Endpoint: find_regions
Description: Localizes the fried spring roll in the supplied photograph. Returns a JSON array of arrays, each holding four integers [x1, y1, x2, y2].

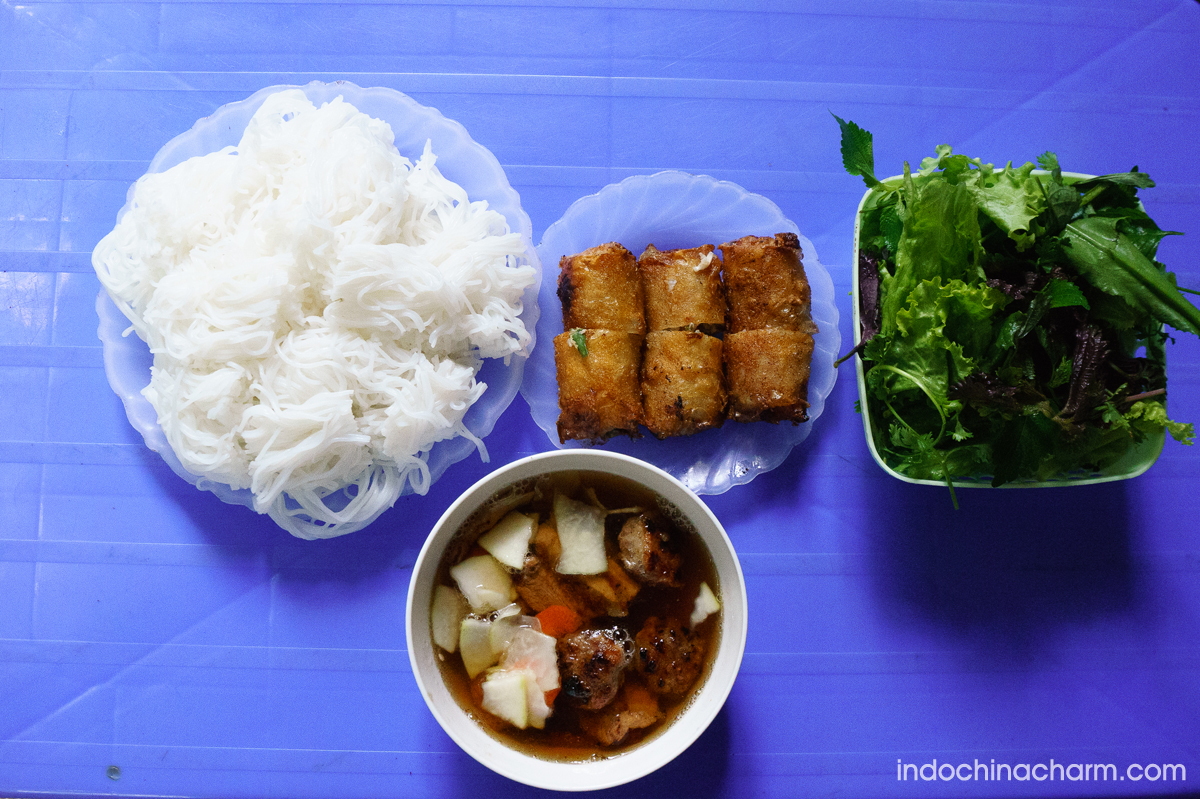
[[554, 330, 644, 443], [640, 331, 726, 439], [720, 232, 817, 334], [558, 242, 645, 334], [724, 329, 814, 424], [637, 244, 725, 334]]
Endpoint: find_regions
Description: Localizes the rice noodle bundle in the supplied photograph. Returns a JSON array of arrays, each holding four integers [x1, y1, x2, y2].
[[92, 89, 535, 538]]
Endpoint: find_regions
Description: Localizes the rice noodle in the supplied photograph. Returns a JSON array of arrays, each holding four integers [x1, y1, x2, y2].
[[92, 89, 535, 538]]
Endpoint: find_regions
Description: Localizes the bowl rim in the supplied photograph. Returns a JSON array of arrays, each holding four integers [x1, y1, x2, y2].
[[404, 449, 748, 790], [850, 169, 1165, 488]]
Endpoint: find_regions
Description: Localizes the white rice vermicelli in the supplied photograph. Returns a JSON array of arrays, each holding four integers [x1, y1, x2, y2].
[[92, 89, 535, 538]]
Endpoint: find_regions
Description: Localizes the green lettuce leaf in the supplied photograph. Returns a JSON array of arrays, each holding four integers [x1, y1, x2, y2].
[[881, 174, 985, 333], [1127, 401, 1194, 444], [963, 161, 1046, 251], [870, 278, 1007, 407]]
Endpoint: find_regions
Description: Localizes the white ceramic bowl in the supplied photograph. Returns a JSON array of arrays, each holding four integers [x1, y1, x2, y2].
[[520, 171, 840, 495], [94, 81, 541, 538], [405, 449, 748, 791]]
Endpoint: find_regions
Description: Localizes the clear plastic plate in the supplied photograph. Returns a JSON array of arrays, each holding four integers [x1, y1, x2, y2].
[[520, 171, 840, 495], [95, 80, 541, 537]]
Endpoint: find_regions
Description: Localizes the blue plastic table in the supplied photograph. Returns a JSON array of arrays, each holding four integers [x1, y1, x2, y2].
[[3, 2, 1199, 797]]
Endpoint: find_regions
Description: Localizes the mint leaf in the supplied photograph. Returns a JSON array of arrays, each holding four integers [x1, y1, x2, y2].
[[1015, 279, 1089, 340], [1040, 181, 1080, 234], [1042, 278, 1089, 310], [1048, 354, 1072, 387], [879, 205, 903, 254], [990, 413, 1059, 487], [831, 113, 881, 189]]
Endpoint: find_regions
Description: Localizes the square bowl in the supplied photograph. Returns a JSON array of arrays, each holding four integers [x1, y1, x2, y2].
[[850, 172, 1166, 489]]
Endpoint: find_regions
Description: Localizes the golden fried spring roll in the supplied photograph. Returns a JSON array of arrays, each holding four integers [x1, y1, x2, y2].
[[637, 244, 725, 334], [724, 329, 814, 424], [558, 242, 645, 334], [554, 330, 644, 443], [640, 331, 726, 439], [719, 232, 817, 334]]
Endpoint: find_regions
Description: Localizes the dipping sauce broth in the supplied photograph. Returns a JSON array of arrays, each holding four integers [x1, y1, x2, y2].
[[431, 470, 722, 761]]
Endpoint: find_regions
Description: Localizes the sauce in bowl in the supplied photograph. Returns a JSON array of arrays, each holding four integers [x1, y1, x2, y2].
[[431, 470, 722, 760]]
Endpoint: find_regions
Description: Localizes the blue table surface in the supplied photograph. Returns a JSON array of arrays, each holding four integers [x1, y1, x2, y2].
[[3, 2, 1200, 797]]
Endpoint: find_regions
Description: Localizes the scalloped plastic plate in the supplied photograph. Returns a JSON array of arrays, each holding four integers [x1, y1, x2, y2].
[[95, 81, 541, 535], [520, 171, 839, 495]]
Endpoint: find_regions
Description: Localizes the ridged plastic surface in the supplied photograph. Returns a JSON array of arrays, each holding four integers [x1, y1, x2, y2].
[[3, 3, 1200, 799]]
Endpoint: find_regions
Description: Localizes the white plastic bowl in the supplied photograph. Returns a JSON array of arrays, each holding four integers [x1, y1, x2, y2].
[[405, 450, 748, 791]]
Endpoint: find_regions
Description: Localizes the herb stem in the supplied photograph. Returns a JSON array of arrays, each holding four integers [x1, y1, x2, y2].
[[1035, 177, 1059, 229], [834, 341, 864, 368], [943, 473, 960, 511], [1078, 184, 1106, 208], [1123, 388, 1166, 405]]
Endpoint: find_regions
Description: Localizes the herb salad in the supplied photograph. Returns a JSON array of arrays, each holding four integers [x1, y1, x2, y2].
[[834, 116, 1198, 490]]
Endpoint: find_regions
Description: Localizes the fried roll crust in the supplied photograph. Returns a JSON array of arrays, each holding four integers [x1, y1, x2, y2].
[[637, 244, 725, 334], [724, 329, 814, 423], [558, 242, 645, 334], [719, 232, 817, 334], [640, 331, 726, 438], [554, 330, 645, 443]]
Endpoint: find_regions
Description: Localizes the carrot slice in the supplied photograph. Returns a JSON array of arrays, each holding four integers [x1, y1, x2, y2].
[[535, 604, 582, 638]]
